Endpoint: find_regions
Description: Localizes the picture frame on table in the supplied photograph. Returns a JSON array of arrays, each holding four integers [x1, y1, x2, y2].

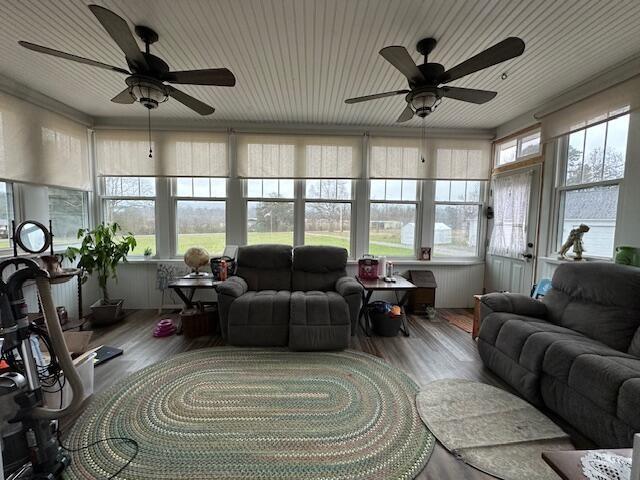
[[419, 247, 431, 261]]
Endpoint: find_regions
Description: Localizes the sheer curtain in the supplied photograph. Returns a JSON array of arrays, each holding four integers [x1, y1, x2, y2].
[[488, 171, 532, 258]]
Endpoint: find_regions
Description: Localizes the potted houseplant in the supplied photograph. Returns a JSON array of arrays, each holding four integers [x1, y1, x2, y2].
[[143, 247, 153, 260], [65, 223, 136, 325]]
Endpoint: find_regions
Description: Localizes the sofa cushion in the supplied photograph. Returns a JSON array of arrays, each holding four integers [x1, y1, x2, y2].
[[289, 291, 350, 351], [543, 263, 640, 351], [541, 375, 635, 448], [618, 378, 640, 432], [291, 246, 347, 292], [236, 244, 292, 291], [542, 340, 638, 415], [227, 290, 291, 346], [478, 312, 588, 404]]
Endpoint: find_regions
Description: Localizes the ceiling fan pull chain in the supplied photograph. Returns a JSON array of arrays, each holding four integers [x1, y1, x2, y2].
[[148, 109, 153, 158]]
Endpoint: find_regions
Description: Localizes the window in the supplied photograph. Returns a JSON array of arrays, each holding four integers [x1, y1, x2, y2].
[[557, 115, 628, 258], [101, 177, 156, 255], [0, 182, 14, 251], [495, 129, 541, 167], [368, 180, 418, 257], [305, 180, 352, 253], [433, 180, 483, 257], [246, 179, 294, 245], [47, 187, 88, 245], [174, 178, 226, 255]]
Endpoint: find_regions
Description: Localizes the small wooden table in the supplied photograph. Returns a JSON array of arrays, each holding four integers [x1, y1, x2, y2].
[[542, 449, 632, 480], [356, 276, 417, 337], [168, 276, 221, 309]]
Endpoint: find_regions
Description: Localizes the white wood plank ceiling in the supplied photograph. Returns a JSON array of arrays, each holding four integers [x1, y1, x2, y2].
[[1, 0, 639, 129]]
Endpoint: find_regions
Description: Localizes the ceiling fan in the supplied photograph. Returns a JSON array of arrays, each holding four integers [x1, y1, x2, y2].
[[18, 4, 235, 116], [345, 37, 525, 122]]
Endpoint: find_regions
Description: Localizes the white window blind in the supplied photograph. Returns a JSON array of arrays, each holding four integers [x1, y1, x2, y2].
[[537, 74, 640, 143], [95, 129, 228, 177], [0, 92, 90, 190], [236, 133, 362, 178], [369, 136, 491, 180]]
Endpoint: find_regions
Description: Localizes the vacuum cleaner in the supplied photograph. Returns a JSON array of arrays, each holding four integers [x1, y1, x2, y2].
[[0, 257, 84, 479]]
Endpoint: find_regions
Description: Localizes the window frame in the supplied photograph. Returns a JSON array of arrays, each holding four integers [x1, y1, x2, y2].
[[99, 176, 158, 256], [494, 128, 542, 168], [552, 115, 628, 259], [303, 179, 355, 256], [0, 181, 15, 254], [367, 179, 422, 259], [432, 180, 485, 259], [171, 178, 228, 257], [243, 179, 297, 247]]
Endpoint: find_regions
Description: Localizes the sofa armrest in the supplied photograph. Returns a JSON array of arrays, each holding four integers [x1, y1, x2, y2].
[[480, 292, 548, 319], [217, 276, 248, 298], [335, 276, 363, 297]]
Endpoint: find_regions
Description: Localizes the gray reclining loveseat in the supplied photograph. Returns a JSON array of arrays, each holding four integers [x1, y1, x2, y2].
[[478, 262, 640, 447], [217, 244, 363, 351]]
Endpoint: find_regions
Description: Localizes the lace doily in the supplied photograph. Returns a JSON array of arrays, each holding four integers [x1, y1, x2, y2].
[[581, 451, 631, 480]]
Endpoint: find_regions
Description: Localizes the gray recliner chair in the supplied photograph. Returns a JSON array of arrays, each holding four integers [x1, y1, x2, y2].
[[478, 262, 640, 447], [217, 244, 363, 351]]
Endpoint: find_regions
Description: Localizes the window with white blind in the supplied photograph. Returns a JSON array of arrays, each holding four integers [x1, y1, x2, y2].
[[101, 176, 156, 255], [0, 92, 90, 190], [555, 114, 629, 258], [369, 136, 492, 180], [236, 133, 362, 178], [173, 178, 227, 255]]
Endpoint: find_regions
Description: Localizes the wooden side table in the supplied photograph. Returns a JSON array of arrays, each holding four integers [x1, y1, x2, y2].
[[542, 449, 632, 479], [356, 276, 417, 337], [168, 276, 221, 309]]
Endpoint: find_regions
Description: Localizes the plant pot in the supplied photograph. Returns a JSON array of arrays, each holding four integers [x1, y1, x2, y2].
[[90, 298, 124, 326], [144, 255, 152, 261]]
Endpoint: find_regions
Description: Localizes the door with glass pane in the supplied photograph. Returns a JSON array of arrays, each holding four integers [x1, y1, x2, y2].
[[485, 166, 541, 294]]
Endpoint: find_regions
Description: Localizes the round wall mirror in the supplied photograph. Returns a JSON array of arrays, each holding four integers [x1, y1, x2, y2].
[[15, 221, 52, 254]]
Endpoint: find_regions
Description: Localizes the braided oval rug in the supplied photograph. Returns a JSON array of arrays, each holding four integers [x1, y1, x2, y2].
[[63, 348, 434, 479]]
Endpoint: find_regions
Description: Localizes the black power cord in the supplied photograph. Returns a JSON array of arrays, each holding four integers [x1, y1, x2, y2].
[[57, 431, 139, 480], [53, 367, 140, 479]]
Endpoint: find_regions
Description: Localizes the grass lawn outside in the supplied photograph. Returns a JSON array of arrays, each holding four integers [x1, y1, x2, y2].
[[126, 231, 416, 258]]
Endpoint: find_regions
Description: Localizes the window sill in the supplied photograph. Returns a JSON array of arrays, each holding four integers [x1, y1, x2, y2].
[[347, 258, 484, 267], [538, 255, 613, 265]]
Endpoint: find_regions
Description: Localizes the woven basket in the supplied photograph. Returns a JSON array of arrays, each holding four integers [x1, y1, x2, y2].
[[180, 305, 218, 337]]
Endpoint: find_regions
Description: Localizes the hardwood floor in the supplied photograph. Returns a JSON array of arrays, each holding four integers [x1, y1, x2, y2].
[[63, 308, 507, 480]]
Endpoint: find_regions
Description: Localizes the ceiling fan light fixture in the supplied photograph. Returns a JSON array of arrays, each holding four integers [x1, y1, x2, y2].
[[411, 92, 440, 118], [127, 77, 168, 110]]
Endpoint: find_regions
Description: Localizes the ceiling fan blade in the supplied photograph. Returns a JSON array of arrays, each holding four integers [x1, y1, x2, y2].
[[379, 46, 425, 84], [18, 41, 130, 75], [163, 68, 236, 86], [88, 4, 148, 70], [440, 37, 525, 84], [345, 90, 409, 104], [111, 87, 135, 104], [396, 105, 414, 123], [442, 86, 497, 104], [167, 86, 215, 115]]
